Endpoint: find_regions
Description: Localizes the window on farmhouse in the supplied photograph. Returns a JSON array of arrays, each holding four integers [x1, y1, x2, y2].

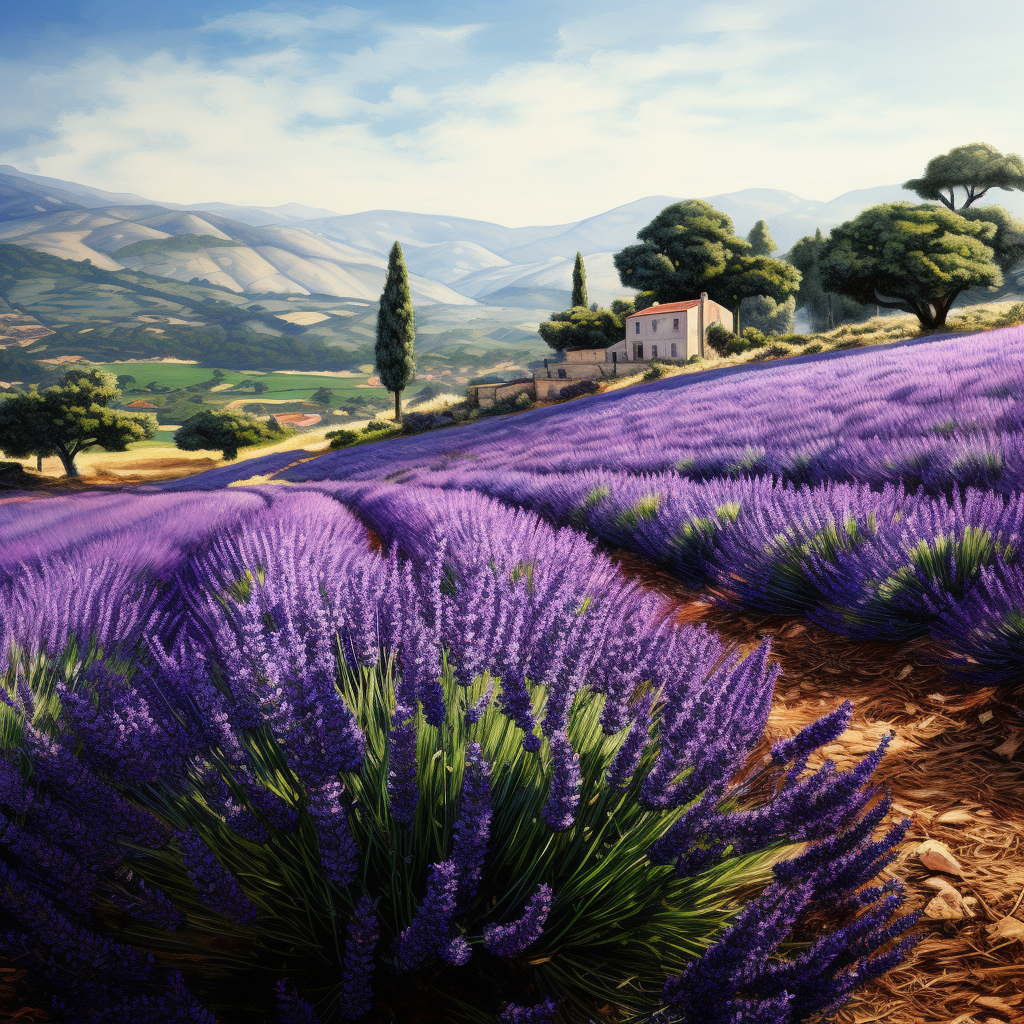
[[652, 320, 657, 332], [634, 322, 640, 335], [673, 318, 679, 331], [634, 343, 643, 360], [671, 343, 677, 358], [651, 345, 658, 358]]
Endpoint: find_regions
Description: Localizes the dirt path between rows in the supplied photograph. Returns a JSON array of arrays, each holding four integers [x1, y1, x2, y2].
[[614, 552, 1024, 1024]]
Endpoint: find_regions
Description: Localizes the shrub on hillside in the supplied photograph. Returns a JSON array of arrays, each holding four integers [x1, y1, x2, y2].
[[0, 461, 36, 489], [327, 428, 361, 449], [643, 363, 666, 381], [401, 411, 455, 433], [558, 379, 600, 399], [705, 322, 741, 356], [741, 294, 796, 335]]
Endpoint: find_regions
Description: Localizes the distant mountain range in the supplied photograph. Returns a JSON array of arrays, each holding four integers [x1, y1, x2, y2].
[[3, 164, 1023, 311]]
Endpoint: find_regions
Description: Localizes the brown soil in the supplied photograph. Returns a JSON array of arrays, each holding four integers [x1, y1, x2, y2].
[[614, 552, 1024, 1024]]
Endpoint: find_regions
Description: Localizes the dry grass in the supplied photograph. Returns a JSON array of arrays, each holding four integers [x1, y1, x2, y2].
[[4, 425, 340, 487], [614, 552, 1024, 1024]]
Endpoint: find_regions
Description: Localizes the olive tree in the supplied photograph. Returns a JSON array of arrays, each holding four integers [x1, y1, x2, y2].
[[904, 143, 1024, 211], [0, 369, 154, 477], [821, 203, 1022, 329]]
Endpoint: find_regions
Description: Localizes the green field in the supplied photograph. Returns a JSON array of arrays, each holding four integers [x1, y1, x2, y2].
[[96, 363, 395, 401]]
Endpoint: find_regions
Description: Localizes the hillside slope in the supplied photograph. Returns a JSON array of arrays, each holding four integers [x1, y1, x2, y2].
[[0, 203, 476, 305]]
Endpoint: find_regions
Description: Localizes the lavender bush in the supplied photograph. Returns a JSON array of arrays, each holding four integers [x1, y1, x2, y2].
[[0, 488, 915, 1022]]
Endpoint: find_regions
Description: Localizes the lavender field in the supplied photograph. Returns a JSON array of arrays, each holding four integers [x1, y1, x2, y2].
[[1, 325, 1021, 1023], [275, 324, 1024, 686]]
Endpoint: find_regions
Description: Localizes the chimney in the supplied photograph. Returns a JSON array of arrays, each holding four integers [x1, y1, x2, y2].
[[698, 292, 708, 357]]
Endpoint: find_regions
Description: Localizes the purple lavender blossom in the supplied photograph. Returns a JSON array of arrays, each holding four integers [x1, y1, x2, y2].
[[393, 860, 462, 972], [464, 679, 495, 723], [306, 780, 359, 888], [484, 884, 553, 958], [450, 742, 492, 903], [387, 698, 419, 827], [340, 897, 378, 1020], [771, 700, 854, 766], [542, 732, 581, 832], [179, 830, 258, 926], [0, 861, 156, 983], [499, 998, 560, 1023], [606, 693, 654, 789], [274, 979, 323, 1024], [108, 870, 185, 931]]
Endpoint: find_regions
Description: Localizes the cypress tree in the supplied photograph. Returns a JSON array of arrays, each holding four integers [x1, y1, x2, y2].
[[375, 241, 416, 425], [571, 251, 588, 308], [747, 220, 776, 256]]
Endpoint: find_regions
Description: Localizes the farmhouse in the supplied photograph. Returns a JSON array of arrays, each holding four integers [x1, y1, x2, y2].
[[617, 294, 734, 363], [472, 293, 736, 405]]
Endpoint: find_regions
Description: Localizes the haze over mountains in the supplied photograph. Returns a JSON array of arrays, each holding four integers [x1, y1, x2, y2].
[[3, 165, 1023, 311]]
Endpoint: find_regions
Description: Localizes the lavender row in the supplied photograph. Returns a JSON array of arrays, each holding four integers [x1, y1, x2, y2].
[[280, 325, 1024, 495], [0, 489, 268, 580], [1, 486, 914, 1020], [384, 468, 1024, 684]]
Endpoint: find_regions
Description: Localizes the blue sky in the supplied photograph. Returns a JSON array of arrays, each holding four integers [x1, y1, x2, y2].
[[2, 0, 1022, 223]]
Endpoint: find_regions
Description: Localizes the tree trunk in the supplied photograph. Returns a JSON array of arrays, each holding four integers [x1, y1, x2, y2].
[[57, 451, 79, 478], [913, 293, 958, 330], [36, 454, 43, 472], [394, 389, 403, 425]]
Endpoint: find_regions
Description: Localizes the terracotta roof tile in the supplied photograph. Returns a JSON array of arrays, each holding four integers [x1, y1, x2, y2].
[[626, 300, 700, 318]]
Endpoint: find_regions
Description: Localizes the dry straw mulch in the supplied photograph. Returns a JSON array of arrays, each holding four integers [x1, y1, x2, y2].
[[615, 552, 1024, 1024]]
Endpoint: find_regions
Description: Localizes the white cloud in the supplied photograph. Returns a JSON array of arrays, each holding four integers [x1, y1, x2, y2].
[[4, 1, 1023, 224], [202, 7, 370, 40]]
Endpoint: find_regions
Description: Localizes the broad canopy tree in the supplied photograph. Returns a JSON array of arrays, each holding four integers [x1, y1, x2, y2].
[[613, 200, 801, 332], [821, 202, 1024, 330], [904, 143, 1024, 211], [375, 241, 416, 425], [0, 369, 154, 478], [174, 409, 275, 461]]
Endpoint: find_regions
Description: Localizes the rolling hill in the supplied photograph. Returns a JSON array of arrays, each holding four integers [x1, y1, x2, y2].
[[0, 203, 476, 306], [1, 166, 1020, 373]]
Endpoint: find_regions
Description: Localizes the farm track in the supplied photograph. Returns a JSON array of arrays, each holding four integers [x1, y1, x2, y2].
[[615, 552, 1024, 1024]]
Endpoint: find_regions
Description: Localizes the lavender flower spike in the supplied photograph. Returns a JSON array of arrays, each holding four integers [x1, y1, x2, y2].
[[387, 696, 419, 828], [771, 700, 854, 766], [500, 998, 560, 1023], [341, 897, 379, 1020], [307, 780, 359, 888], [274, 979, 323, 1024], [451, 742, 492, 904], [542, 731, 581, 832], [393, 860, 462, 972], [180, 830, 258, 926], [484, 884, 553, 958]]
